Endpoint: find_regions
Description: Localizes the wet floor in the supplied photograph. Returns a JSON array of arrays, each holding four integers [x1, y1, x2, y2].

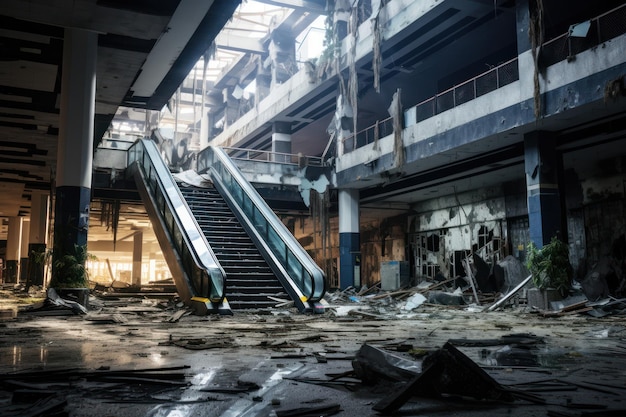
[[1, 301, 626, 416]]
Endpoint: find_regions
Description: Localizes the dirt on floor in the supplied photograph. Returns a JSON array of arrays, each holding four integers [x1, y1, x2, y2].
[[1, 286, 626, 417]]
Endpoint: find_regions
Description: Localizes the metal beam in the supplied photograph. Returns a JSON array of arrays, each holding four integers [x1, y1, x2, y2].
[[216, 34, 265, 54], [252, 0, 325, 14]]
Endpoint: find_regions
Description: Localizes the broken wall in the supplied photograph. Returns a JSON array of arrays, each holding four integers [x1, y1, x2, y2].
[[565, 154, 626, 286], [408, 187, 508, 281]]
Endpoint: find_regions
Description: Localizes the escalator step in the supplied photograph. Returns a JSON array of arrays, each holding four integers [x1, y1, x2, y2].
[[180, 184, 290, 310]]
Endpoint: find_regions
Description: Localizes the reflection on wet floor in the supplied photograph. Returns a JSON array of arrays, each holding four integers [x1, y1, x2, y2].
[[2, 304, 626, 417]]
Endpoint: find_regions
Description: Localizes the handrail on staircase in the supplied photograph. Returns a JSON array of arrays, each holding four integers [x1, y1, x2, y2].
[[127, 139, 226, 305], [197, 146, 326, 305]]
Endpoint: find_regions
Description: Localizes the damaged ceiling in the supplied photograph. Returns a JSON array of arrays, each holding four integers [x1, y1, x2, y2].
[[0, 0, 240, 222]]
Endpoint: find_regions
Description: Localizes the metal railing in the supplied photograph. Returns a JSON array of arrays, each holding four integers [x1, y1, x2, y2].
[[342, 117, 394, 153], [339, 4, 626, 155], [127, 139, 225, 303], [414, 57, 519, 124], [223, 146, 324, 167], [197, 146, 326, 306], [541, 4, 626, 67], [341, 57, 519, 154]]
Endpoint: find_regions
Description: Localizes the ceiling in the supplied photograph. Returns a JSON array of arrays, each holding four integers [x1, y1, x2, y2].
[[0, 0, 240, 226], [2, 0, 626, 247]]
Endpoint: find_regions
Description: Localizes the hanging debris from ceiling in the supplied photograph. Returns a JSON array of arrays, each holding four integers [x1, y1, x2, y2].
[[371, 0, 388, 94], [388, 88, 404, 168], [348, 3, 359, 142]]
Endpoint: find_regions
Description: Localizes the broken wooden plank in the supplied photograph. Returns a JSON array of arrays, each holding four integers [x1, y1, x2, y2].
[[275, 403, 341, 417], [540, 306, 593, 317], [463, 258, 481, 305]]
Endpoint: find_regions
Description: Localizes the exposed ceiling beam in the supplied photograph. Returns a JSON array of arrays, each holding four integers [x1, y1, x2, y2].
[[252, 0, 326, 14], [215, 34, 265, 54]]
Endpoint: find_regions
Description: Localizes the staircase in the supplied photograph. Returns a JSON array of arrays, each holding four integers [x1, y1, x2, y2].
[[179, 184, 288, 309]]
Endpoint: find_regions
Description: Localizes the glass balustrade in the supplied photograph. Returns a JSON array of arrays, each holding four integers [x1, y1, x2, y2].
[[197, 146, 325, 302], [128, 140, 225, 303]]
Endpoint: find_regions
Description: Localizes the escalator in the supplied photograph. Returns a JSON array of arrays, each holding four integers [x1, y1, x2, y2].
[[180, 185, 288, 309], [127, 139, 326, 313]]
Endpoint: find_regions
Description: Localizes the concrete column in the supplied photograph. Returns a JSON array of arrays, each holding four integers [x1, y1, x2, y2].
[[272, 121, 292, 163], [5, 217, 23, 283], [333, 0, 351, 41], [256, 61, 271, 103], [524, 131, 565, 248], [132, 231, 143, 287], [338, 189, 360, 289], [223, 87, 240, 129], [19, 220, 30, 283], [515, 0, 532, 54], [268, 28, 296, 87], [333, 94, 355, 156], [51, 28, 97, 289], [28, 191, 50, 287]]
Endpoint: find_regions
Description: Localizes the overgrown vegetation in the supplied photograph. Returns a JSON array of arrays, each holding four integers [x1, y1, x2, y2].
[[526, 237, 573, 295], [49, 244, 93, 289]]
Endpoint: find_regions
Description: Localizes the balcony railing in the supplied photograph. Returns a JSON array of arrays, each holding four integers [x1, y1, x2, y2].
[[341, 57, 519, 153], [342, 117, 394, 153], [340, 3, 626, 156], [541, 4, 626, 67], [415, 58, 519, 123], [222, 147, 324, 167]]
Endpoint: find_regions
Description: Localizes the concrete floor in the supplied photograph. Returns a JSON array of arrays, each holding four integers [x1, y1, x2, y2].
[[1, 292, 626, 417]]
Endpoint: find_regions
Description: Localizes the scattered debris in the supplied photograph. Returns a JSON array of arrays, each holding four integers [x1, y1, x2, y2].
[[160, 336, 235, 350], [351, 344, 420, 384], [0, 365, 191, 416], [372, 342, 531, 413], [447, 333, 544, 347], [274, 403, 341, 417], [200, 380, 260, 394], [19, 288, 87, 316]]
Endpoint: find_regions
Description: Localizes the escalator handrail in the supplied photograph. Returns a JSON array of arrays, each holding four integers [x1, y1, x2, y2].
[[128, 139, 225, 302], [197, 146, 326, 302]]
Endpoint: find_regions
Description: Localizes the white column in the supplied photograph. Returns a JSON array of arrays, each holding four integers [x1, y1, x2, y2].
[[6, 217, 23, 283]]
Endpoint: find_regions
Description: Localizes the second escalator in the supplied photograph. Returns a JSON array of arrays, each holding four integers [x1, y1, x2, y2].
[[179, 184, 289, 309]]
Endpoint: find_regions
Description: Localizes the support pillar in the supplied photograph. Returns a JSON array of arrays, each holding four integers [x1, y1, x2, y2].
[[51, 28, 97, 290], [5, 217, 23, 283], [132, 231, 143, 287], [19, 220, 30, 283], [268, 28, 296, 87], [335, 94, 354, 155], [524, 131, 566, 248], [222, 87, 240, 130], [515, 0, 532, 54], [256, 60, 271, 103], [27, 191, 50, 287], [272, 121, 292, 163], [338, 189, 360, 289]]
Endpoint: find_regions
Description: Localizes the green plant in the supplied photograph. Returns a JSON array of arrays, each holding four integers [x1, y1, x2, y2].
[[526, 237, 573, 294], [49, 244, 94, 288]]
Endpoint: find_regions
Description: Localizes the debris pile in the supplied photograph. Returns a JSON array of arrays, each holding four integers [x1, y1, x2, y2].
[[323, 252, 626, 319], [0, 366, 192, 417]]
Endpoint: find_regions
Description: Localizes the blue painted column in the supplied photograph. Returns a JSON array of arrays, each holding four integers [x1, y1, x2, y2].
[[339, 189, 360, 289], [524, 131, 565, 248], [51, 28, 97, 288]]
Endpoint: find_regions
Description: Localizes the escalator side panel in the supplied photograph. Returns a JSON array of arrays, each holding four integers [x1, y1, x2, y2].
[[131, 164, 194, 303]]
